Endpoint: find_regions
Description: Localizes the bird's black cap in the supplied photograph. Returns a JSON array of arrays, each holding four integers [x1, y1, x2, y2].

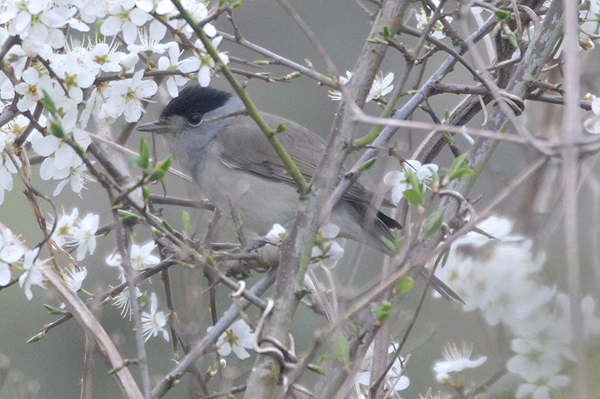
[[160, 86, 231, 119]]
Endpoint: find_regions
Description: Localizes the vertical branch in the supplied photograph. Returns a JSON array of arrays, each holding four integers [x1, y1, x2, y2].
[[560, 0, 588, 398], [114, 219, 152, 398], [243, 0, 411, 396]]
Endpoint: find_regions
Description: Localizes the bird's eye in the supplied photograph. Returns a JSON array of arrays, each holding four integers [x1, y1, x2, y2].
[[188, 114, 202, 126]]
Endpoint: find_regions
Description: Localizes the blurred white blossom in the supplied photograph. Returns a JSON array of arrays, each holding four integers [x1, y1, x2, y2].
[[433, 342, 487, 376], [432, 215, 599, 399], [357, 343, 410, 395], [312, 223, 344, 267], [383, 160, 439, 204], [266, 223, 288, 245], [210, 319, 255, 360]]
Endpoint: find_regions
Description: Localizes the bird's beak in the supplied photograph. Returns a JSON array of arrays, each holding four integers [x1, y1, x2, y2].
[[137, 119, 172, 134]]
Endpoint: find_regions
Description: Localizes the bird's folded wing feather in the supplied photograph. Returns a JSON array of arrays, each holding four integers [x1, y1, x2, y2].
[[215, 114, 391, 206]]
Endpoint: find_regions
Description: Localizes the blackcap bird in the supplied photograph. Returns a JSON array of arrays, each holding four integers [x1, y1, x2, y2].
[[138, 85, 460, 301]]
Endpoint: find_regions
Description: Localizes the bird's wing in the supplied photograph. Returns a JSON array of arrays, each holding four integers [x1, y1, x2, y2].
[[216, 113, 391, 206]]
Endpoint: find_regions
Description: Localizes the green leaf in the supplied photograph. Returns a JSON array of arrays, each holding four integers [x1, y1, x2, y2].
[[504, 25, 518, 48], [308, 363, 322, 372], [421, 210, 443, 238], [118, 210, 140, 220], [43, 304, 67, 315], [394, 276, 414, 295], [403, 188, 424, 206], [372, 301, 392, 321], [231, 0, 242, 8], [491, 23, 501, 38], [429, 168, 440, 192], [356, 157, 377, 172], [41, 90, 57, 116], [443, 153, 475, 182], [26, 332, 45, 343], [441, 132, 453, 144], [139, 137, 149, 169], [286, 71, 302, 79], [182, 210, 191, 233], [450, 168, 475, 179], [50, 120, 64, 138], [383, 26, 390, 39], [381, 230, 404, 254], [405, 169, 421, 191], [206, 255, 215, 266], [507, 31, 518, 47], [253, 60, 269, 65], [142, 186, 149, 201], [149, 156, 172, 181], [162, 220, 175, 233], [334, 332, 350, 365], [152, 227, 164, 237], [367, 37, 388, 44], [494, 9, 510, 21], [108, 365, 123, 375], [276, 124, 286, 133]]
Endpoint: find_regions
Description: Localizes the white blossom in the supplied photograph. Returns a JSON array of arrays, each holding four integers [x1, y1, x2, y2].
[[158, 43, 200, 97], [14, 67, 53, 112], [357, 343, 410, 394], [584, 95, 600, 134], [88, 41, 126, 73], [366, 71, 394, 102], [71, 213, 99, 260], [0, 228, 24, 286], [210, 319, 255, 360], [64, 265, 87, 292], [127, 28, 167, 56], [415, 5, 453, 40], [141, 293, 169, 341], [193, 36, 229, 87], [328, 71, 352, 101], [168, 0, 217, 39], [19, 247, 47, 300], [0, 128, 19, 206], [265, 223, 288, 245], [130, 242, 160, 270], [106, 242, 160, 272], [433, 342, 487, 375], [100, 0, 150, 45], [101, 69, 157, 122], [311, 223, 344, 267], [383, 160, 439, 204], [113, 276, 143, 319], [49, 207, 78, 247], [515, 374, 571, 399]]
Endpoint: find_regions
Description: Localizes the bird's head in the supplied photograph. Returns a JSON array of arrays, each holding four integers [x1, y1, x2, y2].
[[138, 86, 233, 135]]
